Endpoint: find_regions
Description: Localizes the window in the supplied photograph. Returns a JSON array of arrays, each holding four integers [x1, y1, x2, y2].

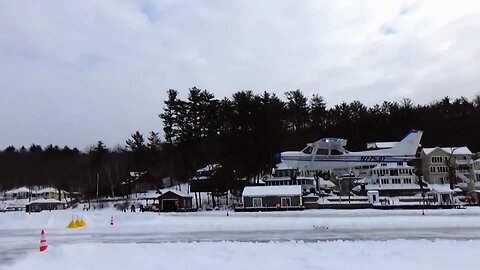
[[437, 166, 448, 173], [252, 198, 263, 208], [316, 148, 329, 155], [381, 179, 389, 184], [330, 149, 343, 155], [431, 156, 444, 164], [281, 197, 291, 207], [390, 170, 399, 176], [430, 166, 436, 173], [302, 146, 313, 154]]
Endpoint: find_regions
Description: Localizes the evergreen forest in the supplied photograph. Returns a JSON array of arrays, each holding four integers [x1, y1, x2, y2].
[[1, 88, 479, 196]]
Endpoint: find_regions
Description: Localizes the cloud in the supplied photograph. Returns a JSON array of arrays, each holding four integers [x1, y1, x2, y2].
[[1, 0, 480, 148]]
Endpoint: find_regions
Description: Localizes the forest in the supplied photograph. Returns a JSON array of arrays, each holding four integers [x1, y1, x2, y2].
[[1, 87, 479, 197]]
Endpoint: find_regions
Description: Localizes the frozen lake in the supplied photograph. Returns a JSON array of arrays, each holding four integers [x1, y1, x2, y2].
[[1, 208, 480, 269]]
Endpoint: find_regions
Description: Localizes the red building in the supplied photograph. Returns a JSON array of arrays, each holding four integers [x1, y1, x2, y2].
[[157, 190, 194, 212]]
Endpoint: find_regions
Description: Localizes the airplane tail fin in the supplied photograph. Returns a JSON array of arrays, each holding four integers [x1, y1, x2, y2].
[[386, 130, 423, 156]]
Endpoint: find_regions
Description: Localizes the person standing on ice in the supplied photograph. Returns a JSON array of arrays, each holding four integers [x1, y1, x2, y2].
[[131, 204, 136, 212]]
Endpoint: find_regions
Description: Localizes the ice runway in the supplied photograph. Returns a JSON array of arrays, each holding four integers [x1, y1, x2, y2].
[[1, 208, 480, 269]]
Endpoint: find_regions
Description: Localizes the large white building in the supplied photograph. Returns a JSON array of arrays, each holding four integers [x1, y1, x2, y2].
[[354, 162, 425, 196], [421, 147, 475, 190]]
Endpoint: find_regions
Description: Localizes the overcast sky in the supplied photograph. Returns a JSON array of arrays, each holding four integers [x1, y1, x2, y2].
[[1, 0, 479, 149]]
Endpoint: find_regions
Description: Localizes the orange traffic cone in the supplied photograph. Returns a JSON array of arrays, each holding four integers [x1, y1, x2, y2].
[[110, 216, 114, 226], [39, 229, 48, 252]]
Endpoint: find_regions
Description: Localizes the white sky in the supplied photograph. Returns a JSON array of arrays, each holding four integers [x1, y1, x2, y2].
[[1, 0, 479, 149]]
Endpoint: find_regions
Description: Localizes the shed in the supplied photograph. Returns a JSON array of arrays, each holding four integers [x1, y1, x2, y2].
[[26, 199, 65, 212], [367, 190, 380, 204], [242, 185, 303, 210], [157, 190, 194, 212]]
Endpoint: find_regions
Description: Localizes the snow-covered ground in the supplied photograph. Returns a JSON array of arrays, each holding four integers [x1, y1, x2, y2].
[[6, 240, 480, 270], [2, 208, 480, 269]]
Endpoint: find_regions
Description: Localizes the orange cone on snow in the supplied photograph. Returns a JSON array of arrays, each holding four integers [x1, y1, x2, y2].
[[39, 229, 48, 252], [110, 216, 114, 226]]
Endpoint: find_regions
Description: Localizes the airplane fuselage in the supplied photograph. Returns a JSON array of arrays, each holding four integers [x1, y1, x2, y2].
[[279, 130, 423, 172], [280, 150, 416, 171]]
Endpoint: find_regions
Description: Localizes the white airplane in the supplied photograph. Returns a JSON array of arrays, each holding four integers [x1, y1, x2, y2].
[[276, 130, 423, 179]]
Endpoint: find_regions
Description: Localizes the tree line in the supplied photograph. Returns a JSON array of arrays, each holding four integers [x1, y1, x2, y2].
[[1, 87, 479, 196]]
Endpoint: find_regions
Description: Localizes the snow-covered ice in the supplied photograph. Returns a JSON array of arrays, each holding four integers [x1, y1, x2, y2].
[[1, 208, 480, 269], [4, 240, 480, 270]]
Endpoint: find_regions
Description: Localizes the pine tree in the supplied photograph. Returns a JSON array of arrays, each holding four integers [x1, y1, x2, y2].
[[309, 94, 327, 130], [126, 131, 147, 152], [147, 131, 162, 151], [160, 89, 181, 145], [285, 90, 309, 132]]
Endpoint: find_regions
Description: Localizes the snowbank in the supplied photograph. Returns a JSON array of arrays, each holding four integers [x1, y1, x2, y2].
[[2, 207, 480, 232], [4, 240, 479, 270]]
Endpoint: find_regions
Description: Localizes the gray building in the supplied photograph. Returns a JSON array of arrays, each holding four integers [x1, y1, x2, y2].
[[26, 199, 65, 212], [241, 185, 303, 210]]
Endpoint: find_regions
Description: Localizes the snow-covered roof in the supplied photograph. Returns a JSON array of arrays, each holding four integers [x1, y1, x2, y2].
[[5, 187, 30, 194], [142, 193, 161, 199], [319, 179, 336, 188], [162, 189, 193, 198], [366, 142, 398, 150], [423, 147, 472, 156], [191, 176, 209, 181], [27, 198, 63, 205], [429, 184, 454, 194], [36, 187, 57, 194], [197, 164, 222, 173], [242, 185, 302, 197], [130, 171, 146, 177]]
